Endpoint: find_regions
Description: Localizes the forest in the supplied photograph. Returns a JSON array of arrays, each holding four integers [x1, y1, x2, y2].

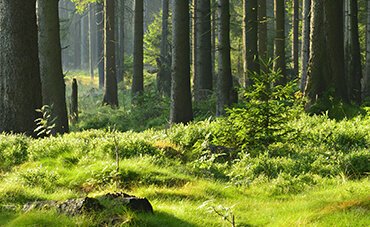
[[0, 0, 369, 226]]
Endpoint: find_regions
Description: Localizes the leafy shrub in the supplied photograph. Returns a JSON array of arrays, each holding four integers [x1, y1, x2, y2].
[[188, 151, 230, 179], [19, 165, 59, 192], [96, 131, 160, 159], [77, 90, 170, 132], [341, 150, 370, 178], [269, 173, 318, 195], [28, 137, 87, 160], [225, 62, 301, 149], [0, 134, 29, 170], [168, 120, 214, 150]]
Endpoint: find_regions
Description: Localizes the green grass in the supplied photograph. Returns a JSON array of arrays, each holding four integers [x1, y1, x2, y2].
[[0, 72, 369, 226], [1, 176, 369, 226]]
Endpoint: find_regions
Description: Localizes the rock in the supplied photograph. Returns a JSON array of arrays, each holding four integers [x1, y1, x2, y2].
[[102, 192, 154, 213], [121, 197, 153, 213], [57, 197, 103, 216], [22, 192, 153, 215], [23, 200, 58, 212]]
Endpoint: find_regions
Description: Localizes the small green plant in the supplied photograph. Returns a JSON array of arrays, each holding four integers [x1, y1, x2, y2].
[[19, 165, 59, 192], [34, 105, 57, 137], [0, 134, 29, 170], [227, 60, 301, 148], [199, 200, 236, 227]]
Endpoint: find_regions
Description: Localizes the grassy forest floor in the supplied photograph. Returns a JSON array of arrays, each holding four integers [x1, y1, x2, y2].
[[0, 73, 369, 226]]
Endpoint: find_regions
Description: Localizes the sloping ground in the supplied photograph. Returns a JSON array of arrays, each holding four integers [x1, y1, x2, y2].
[[0, 176, 369, 226], [0, 113, 369, 226]]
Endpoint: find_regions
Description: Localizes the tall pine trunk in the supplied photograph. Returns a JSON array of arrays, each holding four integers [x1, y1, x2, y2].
[[102, 0, 119, 107], [88, 3, 95, 80], [305, 0, 327, 103], [243, 0, 259, 87], [132, 0, 144, 96], [170, 0, 193, 124], [116, 0, 125, 84], [194, 0, 213, 101], [292, 0, 299, 77], [74, 15, 82, 69], [37, 0, 69, 135], [324, 0, 348, 102], [96, 3, 105, 89], [365, 0, 370, 99], [274, 0, 286, 82], [348, 0, 362, 104], [258, 0, 267, 61], [157, 0, 171, 96], [300, 0, 311, 91], [216, 0, 234, 116], [81, 14, 89, 70], [0, 0, 43, 136]]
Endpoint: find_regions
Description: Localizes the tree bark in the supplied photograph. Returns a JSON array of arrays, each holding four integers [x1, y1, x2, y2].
[[132, 0, 144, 96], [157, 0, 171, 96], [170, 0, 193, 124], [0, 0, 43, 136], [305, 0, 327, 103], [258, 0, 267, 61], [300, 0, 311, 91], [216, 0, 234, 116], [324, 0, 348, 102], [88, 3, 95, 80], [81, 13, 89, 70], [37, 0, 69, 135], [348, 0, 362, 104], [70, 78, 78, 124], [194, 0, 213, 101], [102, 0, 119, 107], [243, 0, 259, 87], [273, 0, 286, 83], [364, 0, 370, 99], [292, 0, 299, 77], [96, 3, 105, 89], [74, 14, 82, 69], [116, 0, 125, 84]]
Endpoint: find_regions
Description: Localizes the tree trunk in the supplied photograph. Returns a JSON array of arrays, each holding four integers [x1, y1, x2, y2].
[[194, 0, 213, 101], [37, 0, 69, 135], [102, 0, 119, 107], [305, 0, 327, 103], [81, 14, 89, 70], [273, 0, 286, 82], [88, 3, 95, 80], [116, 0, 125, 84], [170, 0, 193, 124], [216, 0, 234, 116], [70, 78, 79, 124], [74, 15, 82, 69], [292, 0, 299, 77], [132, 0, 144, 96], [364, 0, 370, 99], [157, 0, 171, 96], [0, 0, 43, 136], [243, 0, 259, 87], [258, 0, 267, 61], [324, 0, 348, 102], [348, 0, 362, 104], [96, 3, 105, 89], [300, 0, 311, 91]]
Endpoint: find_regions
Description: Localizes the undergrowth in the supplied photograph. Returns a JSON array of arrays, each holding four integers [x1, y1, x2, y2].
[[0, 71, 369, 226]]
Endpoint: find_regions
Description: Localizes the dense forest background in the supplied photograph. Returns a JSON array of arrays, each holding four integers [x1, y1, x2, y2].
[[0, 0, 369, 226]]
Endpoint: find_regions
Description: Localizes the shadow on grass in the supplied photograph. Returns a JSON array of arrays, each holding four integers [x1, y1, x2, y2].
[[144, 191, 205, 202], [136, 211, 196, 227], [0, 211, 17, 226]]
